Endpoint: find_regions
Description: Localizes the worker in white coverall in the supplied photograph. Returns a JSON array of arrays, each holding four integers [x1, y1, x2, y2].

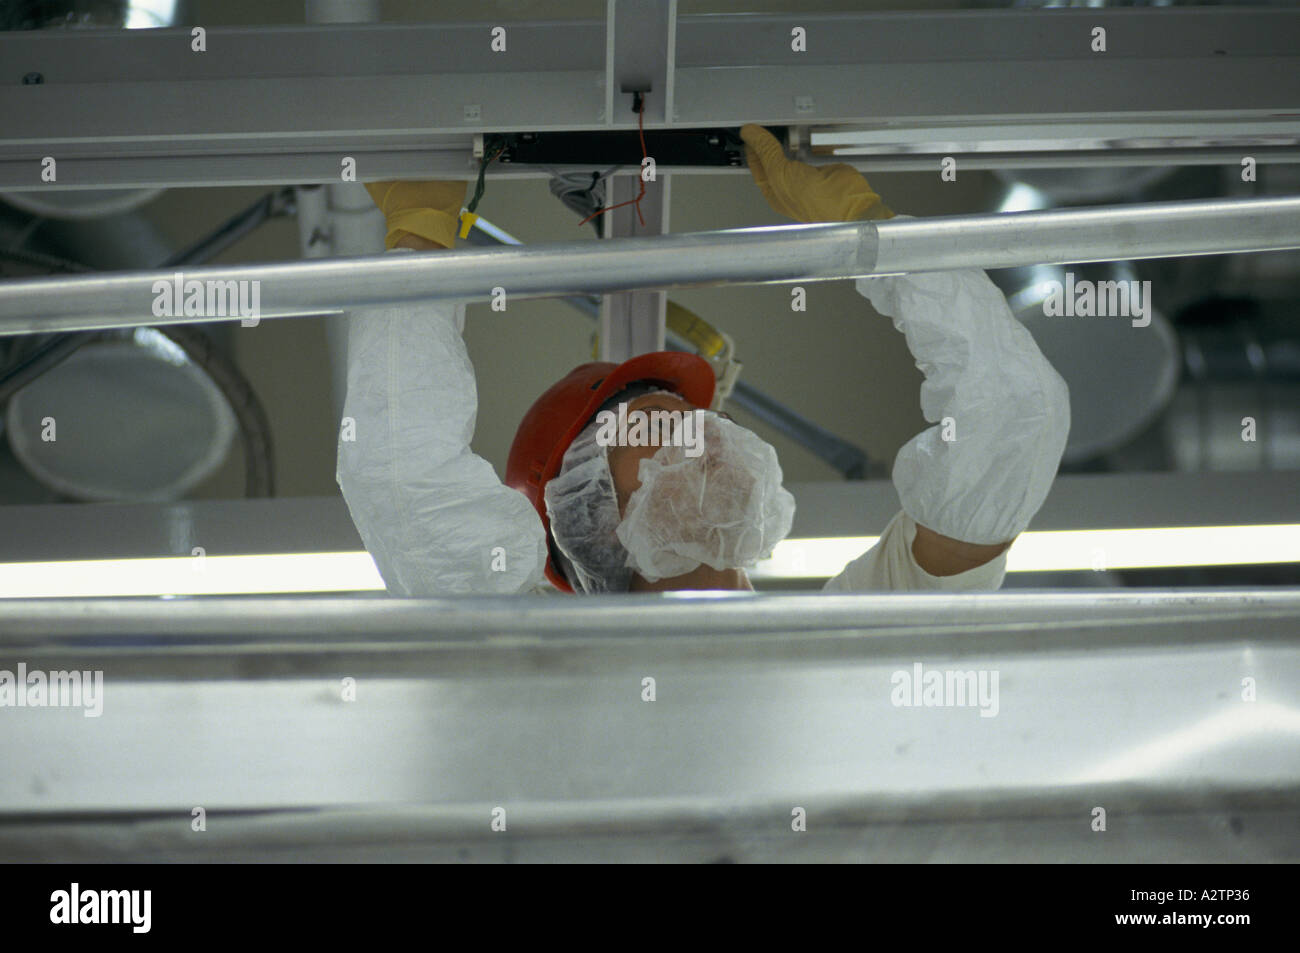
[[337, 124, 1071, 596]]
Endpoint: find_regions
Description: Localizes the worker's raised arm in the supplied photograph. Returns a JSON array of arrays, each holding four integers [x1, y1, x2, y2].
[[853, 261, 1071, 561], [335, 181, 548, 596], [739, 124, 1070, 587]]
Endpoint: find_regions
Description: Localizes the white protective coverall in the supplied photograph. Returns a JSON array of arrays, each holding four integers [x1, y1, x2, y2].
[[337, 245, 1071, 596]]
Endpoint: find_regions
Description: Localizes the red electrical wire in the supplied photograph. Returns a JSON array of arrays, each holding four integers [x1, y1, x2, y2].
[[579, 91, 649, 229]]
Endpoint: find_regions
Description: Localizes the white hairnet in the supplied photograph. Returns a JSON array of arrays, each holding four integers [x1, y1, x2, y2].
[[615, 414, 796, 582], [545, 390, 796, 591], [543, 387, 678, 593], [543, 413, 630, 593]]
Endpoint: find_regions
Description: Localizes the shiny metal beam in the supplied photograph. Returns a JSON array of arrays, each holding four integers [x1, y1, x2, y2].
[[3, 589, 1299, 649], [0, 589, 1297, 865], [1, 196, 1298, 335], [3, 8, 1297, 190], [872, 197, 1300, 274]]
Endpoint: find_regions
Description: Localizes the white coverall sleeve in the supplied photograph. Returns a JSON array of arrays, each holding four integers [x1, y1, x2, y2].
[[335, 249, 549, 596], [823, 228, 1070, 592], [822, 510, 1007, 593]]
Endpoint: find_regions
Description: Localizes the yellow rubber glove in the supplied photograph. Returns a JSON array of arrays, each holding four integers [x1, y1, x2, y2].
[[364, 180, 469, 250], [740, 123, 893, 223]]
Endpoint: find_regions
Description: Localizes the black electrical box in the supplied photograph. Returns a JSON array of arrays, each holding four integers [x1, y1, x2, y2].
[[489, 127, 784, 168]]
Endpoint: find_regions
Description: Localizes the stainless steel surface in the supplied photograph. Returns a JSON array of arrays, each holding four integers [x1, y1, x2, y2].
[[870, 197, 1300, 275], [3, 197, 1299, 335], [608, 0, 674, 128], [5, 806, 1294, 863], [673, 9, 1300, 124], [0, 589, 1296, 867], [3, 8, 1297, 189], [0, 218, 874, 334], [2, 588, 1297, 647], [4, 146, 1298, 195]]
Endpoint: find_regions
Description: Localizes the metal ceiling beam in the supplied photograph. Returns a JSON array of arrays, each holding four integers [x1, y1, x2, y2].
[[0, 589, 1296, 865], [1, 7, 1297, 190]]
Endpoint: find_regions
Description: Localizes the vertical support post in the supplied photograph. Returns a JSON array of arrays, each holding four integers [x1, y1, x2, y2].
[[305, 0, 386, 421], [598, 173, 670, 362], [605, 0, 674, 126], [601, 0, 675, 361]]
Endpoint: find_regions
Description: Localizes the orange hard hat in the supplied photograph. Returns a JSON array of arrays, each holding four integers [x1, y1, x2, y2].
[[506, 351, 716, 592]]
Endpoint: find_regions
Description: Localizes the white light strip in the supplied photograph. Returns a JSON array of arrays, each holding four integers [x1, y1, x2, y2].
[[469, 214, 524, 246], [0, 552, 385, 599], [752, 525, 1300, 579], [0, 525, 1295, 597], [809, 121, 1300, 155], [753, 537, 880, 580]]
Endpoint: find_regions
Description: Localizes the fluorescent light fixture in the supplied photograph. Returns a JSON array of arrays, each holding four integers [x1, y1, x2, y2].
[[469, 214, 524, 246], [809, 121, 1300, 156], [0, 525, 1296, 597], [124, 0, 178, 29], [1006, 524, 1300, 573], [752, 524, 1300, 579], [997, 183, 1048, 215], [754, 536, 881, 580], [0, 552, 384, 599]]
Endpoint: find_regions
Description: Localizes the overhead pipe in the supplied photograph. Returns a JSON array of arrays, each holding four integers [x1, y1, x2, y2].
[[4, 588, 1299, 646], [1, 196, 1298, 335]]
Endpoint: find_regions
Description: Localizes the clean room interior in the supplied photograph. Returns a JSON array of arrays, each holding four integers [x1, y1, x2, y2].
[[0, 0, 1297, 865]]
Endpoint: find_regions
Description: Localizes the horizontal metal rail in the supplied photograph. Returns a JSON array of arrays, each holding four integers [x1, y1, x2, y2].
[[2, 8, 1298, 189], [1, 590, 1296, 845], [2, 589, 1298, 650], [0, 196, 1298, 335]]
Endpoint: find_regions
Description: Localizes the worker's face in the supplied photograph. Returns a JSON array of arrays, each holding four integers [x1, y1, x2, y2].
[[598, 392, 790, 590], [605, 392, 732, 515]]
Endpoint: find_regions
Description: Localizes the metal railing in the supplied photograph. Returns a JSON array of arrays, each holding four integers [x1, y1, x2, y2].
[[1, 196, 1297, 334]]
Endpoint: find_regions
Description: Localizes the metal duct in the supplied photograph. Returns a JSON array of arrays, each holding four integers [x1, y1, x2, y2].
[[1164, 299, 1300, 471], [989, 162, 1300, 470], [986, 179, 1183, 463], [0, 194, 248, 502], [991, 259, 1182, 465]]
